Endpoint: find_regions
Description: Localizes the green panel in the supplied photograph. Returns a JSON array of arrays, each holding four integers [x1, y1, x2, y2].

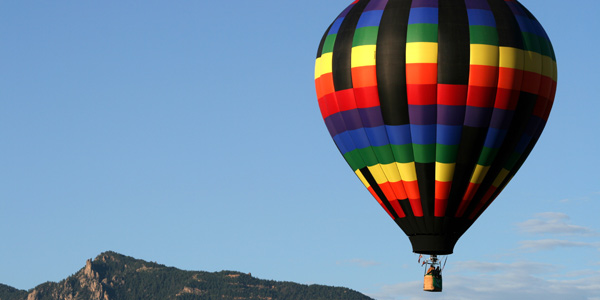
[[413, 144, 435, 164], [322, 34, 337, 54], [477, 147, 499, 166], [521, 32, 541, 54], [504, 151, 522, 170], [406, 23, 438, 43], [352, 26, 379, 47], [344, 150, 366, 171], [469, 25, 498, 45], [436, 144, 459, 164], [372, 145, 397, 165], [390, 144, 415, 163]]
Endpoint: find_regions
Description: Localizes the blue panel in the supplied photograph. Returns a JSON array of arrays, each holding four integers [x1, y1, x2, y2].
[[410, 124, 436, 145], [467, 9, 496, 27], [349, 128, 373, 150], [436, 125, 462, 145], [356, 10, 385, 28], [408, 7, 438, 24], [333, 131, 351, 154], [386, 125, 412, 145], [483, 128, 507, 149], [329, 18, 345, 35], [364, 126, 391, 147]]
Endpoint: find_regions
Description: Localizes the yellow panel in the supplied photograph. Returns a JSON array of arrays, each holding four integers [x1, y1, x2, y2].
[[435, 162, 455, 182], [541, 55, 555, 79], [492, 168, 510, 187], [406, 42, 438, 64], [523, 51, 542, 74], [368, 165, 389, 184], [355, 169, 370, 188], [552, 61, 558, 82], [396, 162, 417, 181], [469, 164, 490, 184], [380, 163, 402, 182], [351, 45, 377, 68], [499, 47, 524, 70], [314, 53, 333, 79], [470, 44, 499, 67]]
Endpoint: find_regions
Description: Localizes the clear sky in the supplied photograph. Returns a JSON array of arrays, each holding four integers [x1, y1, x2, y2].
[[1, 1, 598, 299]]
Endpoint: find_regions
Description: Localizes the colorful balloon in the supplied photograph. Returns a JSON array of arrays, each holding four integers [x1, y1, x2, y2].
[[315, 0, 556, 254]]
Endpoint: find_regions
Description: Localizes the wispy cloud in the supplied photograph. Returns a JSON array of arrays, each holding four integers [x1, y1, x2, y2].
[[518, 239, 600, 251], [516, 212, 598, 236], [367, 262, 600, 300], [336, 258, 380, 267]]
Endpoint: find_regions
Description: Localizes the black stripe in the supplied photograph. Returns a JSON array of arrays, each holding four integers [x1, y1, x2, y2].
[[487, 0, 524, 49], [415, 162, 435, 233], [376, 0, 413, 125], [463, 92, 538, 219], [332, 0, 371, 91], [438, 0, 470, 84]]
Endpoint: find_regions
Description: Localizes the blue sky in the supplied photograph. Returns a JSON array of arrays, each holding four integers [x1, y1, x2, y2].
[[1, 1, 599, 299]]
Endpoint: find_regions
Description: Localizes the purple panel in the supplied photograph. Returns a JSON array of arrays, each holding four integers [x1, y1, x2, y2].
[[408, 105, 437, 125], [411, 0, 438, 8], [358, 106, 385, 128], [325, 113, 346, 137], [340, 109, 365, 131], [489, 108, 514, 129], [464, 0, 490, 10], [438, 105, 466, 126], [365, 0, 389, 11], [464, 106, 493, 128]]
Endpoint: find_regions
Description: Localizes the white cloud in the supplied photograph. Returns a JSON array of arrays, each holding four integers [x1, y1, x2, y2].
[[517, 212, 597, 236], [518, 239, 600, 251], [367, 261, 600, 300]]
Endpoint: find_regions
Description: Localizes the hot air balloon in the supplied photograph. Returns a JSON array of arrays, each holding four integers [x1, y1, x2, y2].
[[314, 0, 556, 291]]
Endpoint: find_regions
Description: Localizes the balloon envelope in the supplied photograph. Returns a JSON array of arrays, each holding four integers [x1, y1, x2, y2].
[[315, 0, 556, 254]]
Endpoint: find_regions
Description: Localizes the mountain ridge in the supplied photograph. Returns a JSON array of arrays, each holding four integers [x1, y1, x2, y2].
[[0, 251, 374, 300]]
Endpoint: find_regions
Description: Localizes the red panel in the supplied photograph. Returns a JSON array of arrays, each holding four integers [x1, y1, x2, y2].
[[406, 63, 437, 85], [390, 181, 408, 200], [368, 187, 395, 219], [434, 181, 452, 199], [468, 186, 497, 219], [435, 198, 448, 217], [403, 180, 420, 200], [409, 197, 424, 217], [354, 86, 380, 108], [437, 84, 467, 106], [379, 182, 399, 202], [462, 182, 481, 203], [315, 73, 335, 99], [467, 86, 496, 108], [434, 181, 452, 217], [321, 93, 340, 119], [407, 84, 437, 105], [454, 197, 473, 218], [389, 199, 407, 218], [351, 65, 378, 88], [497, 67, 523, 91], [520, 71, 542, 95], [335, 89, 358, 112], [469, 65, 498, 87], [538, 75, 553, 99], [494, 88, 519, 110]]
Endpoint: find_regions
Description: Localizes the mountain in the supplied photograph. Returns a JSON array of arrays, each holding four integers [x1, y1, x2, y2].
[[0, 251, 374, 300]]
